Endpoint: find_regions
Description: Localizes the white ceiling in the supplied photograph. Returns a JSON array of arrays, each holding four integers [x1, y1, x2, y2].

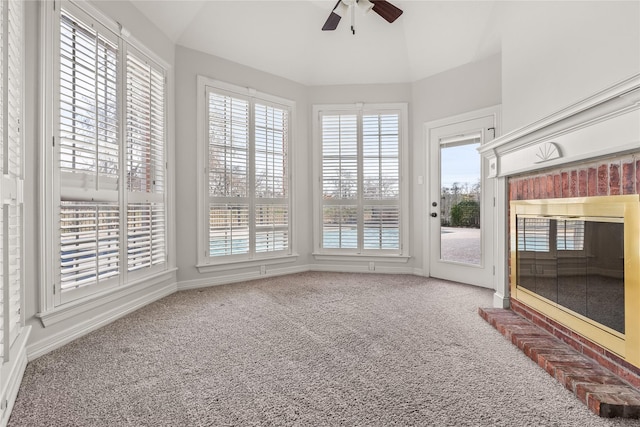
[[129, 0, 504, 86]]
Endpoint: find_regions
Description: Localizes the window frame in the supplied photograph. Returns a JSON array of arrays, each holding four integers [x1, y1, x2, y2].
[[312, 103, 410, 262], [196, 76, 297, 272], [0, 0, 25, 359], [40, 0, 173, 314]]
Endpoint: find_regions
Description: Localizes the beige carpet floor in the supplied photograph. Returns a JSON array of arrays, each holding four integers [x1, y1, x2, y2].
[[8, 272, 639, 426]]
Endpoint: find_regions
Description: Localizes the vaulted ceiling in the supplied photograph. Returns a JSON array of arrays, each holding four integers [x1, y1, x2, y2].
[[129, 0, 504, 86]]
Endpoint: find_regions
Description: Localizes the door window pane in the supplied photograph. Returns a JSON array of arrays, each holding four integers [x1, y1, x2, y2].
[[439, 137, 481, 265]]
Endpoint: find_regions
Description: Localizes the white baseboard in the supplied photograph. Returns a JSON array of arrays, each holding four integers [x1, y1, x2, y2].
[[27, 282, 177, 360], [179, 264, 422, 292], [178, 265, 310, 290], [493, 292, 510, 309], [309, 264, 416, 275], [0, 326, 31, 427]]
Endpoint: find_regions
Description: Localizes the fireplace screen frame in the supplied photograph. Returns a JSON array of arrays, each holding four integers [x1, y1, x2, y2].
[[510, 195, 640, 365]]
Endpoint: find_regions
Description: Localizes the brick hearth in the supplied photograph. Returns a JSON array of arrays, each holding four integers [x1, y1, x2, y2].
[[479, 307, 640, 418]]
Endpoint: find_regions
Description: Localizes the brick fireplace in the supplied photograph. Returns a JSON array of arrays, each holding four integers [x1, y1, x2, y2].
[[508, 155, 640, 387], [478, 73, 640, 390]]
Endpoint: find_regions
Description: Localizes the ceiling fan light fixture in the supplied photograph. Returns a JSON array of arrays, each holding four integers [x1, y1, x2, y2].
[[334, 1, 350, 18], [358, 0, 375, 13]]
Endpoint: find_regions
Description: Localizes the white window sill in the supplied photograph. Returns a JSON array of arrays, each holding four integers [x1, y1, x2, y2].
[[196, 254, 299, 274], [37, 268, 177, 327], [312, 253, 411, 263]]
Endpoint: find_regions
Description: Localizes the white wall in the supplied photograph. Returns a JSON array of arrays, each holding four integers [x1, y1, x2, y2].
[[501, 1, 640, 132], [174, 46, 311, 286], [24, 0, 176, 354]]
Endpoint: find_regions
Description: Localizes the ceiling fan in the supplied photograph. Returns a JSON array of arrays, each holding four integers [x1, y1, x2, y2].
[[322, 0, 403, 34]]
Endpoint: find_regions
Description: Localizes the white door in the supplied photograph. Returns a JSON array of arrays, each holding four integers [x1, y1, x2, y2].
[[426, 110, 498, 288]]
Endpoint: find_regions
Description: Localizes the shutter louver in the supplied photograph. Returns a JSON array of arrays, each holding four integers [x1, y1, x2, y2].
[[127, 202, 165, 271], [60, 202, 119, 291], [255, 204, 288, 253], [364, 205, 399, 249], [209, 203, 249, 256], [208, 93, 249, 198], [363, 114, 399, 200], [126, 50, 166, 273], [59, 10, 118, 198], [321, 115, 357, 200], [322, 205, 357, 249]]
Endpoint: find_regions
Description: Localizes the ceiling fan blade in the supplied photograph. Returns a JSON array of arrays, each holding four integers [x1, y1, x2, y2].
[[322, 11, 342, 31], [371, 0, 403, 23], [322, 0, 343, 31]]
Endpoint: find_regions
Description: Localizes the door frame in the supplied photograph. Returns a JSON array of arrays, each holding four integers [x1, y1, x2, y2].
[[423, 105, 501, 289]]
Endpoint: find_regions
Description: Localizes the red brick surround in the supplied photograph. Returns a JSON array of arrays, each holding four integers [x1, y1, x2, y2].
[[507, 152, 640, 389], [509, 154, 640, 200]]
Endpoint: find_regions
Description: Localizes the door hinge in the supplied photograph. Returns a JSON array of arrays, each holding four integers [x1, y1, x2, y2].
[[493, 266, 496, 275], [53, 283, 56, 295], [493, 197, 496, 207], [52, 136, 55, 147]]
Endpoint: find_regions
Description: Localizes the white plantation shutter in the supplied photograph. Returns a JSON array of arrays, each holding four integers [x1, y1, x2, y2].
[[362, 113, 400, 250], [321, 114, 358, 249], [59, 9, 119, 199], [254, 103, 289, 253], [0, 0, 23, 358], [52, 3, 168, 304], [207, 90, 250, 257], [58, 7, 120, 298], [204, 86, 291, 260], [127, 203, 164, 271], [320, 111, 401, 252], [126, 49, 165, 273], [60, 202, 119, 290]]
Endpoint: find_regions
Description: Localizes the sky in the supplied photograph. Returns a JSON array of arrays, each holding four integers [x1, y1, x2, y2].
[[440, 141, 481, 190]]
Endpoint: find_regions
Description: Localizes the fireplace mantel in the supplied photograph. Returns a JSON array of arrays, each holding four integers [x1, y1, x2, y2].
[[479, 73, 640, 178]]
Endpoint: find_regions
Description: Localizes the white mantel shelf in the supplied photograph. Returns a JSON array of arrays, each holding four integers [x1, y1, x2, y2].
[[479, 73, 640, 178]]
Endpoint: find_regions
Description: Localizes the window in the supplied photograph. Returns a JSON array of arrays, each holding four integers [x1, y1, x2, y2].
[[0, 0, 23, 358], [197, 77, 293, 268], [45, 1, 168, 306], [313, 104, 409, 257]]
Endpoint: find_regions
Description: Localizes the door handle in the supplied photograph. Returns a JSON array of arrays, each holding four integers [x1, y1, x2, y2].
[[430, 212, 437, 218]]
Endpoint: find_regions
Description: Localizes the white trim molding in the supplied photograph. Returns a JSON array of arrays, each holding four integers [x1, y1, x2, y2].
[[0, 326, 30, 427], [36, 269, 177, 327], [479, 73, 640, 178], [28, 281, 176, 360]]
